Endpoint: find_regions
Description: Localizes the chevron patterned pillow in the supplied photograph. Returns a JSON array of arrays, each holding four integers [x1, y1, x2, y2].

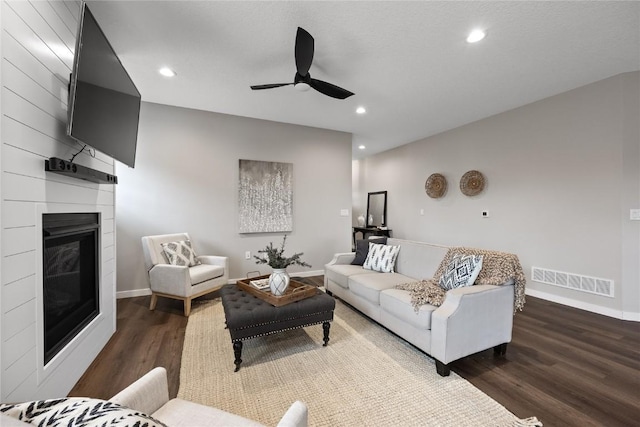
[[161, 240, 202, 267], [0, 398, 167, 427], [363, 242, 400, 273], [439, 253, 483, 290]]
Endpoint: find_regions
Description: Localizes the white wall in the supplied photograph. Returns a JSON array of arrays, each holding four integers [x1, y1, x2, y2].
[[1, 1, 117, 401], [354, 72, 640, 320], [116, 102, 352, 295]]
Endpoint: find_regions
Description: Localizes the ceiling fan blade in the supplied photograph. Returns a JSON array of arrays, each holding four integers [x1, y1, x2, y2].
[[295, 27, 314, 77], [308, 78, 354, 99], [250, 83, 293, 90]]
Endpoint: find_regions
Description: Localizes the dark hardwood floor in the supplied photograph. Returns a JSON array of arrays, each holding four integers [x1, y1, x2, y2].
[[70, 277, 640, 426]]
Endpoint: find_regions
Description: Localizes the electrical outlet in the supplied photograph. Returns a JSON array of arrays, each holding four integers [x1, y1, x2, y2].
[[340, 209, 349, 216], [420, 209, 424, 216], [631, 209, 640, 221], [245, 251, 251, 260], [482, 210, 489, 218]]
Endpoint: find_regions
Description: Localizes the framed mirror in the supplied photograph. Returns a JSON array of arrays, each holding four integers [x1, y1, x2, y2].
[[366, 191, 387, 227]]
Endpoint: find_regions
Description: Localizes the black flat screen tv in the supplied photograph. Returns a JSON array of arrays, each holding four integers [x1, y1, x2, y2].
[[67, 3, 141, 168]]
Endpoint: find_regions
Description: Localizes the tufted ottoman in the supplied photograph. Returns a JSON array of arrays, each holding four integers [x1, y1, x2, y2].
[[220, 283, 335, 371]]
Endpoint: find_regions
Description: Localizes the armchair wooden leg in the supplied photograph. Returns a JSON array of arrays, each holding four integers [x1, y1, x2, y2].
[[149, 294, 158, 311], [184, 298, 192, 317]]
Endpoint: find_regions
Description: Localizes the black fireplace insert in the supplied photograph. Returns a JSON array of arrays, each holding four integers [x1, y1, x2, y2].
[[42, 213, 100, 365]]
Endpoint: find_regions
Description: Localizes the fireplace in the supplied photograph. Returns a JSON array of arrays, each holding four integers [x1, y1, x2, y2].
[[42, 213, 100, 365]]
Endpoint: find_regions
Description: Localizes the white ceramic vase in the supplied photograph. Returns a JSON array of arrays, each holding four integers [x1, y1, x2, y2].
[[269, 268, 290, 296], [357, 214, 365, 227]]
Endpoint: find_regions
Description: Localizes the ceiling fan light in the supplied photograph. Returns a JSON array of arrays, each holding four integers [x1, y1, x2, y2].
[[294, 82, 310, 92]]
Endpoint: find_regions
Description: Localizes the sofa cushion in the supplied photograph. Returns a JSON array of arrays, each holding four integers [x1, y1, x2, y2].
[[387, 238, 449, 279], [349, 272, 414, 305], [439, 254, 483, 290], [363, 243, 400, 273], [0, 398, 167, 427], [325, 264, 377, 289], [189, 263, 224, 285], [161, 240, 201, 267], [396, 279, 446, 310], [351, 237, 387, 265], [153, 398, 264, 427], [380, 288, 438, 330]]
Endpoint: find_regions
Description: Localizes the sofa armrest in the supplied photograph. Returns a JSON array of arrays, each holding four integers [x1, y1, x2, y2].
[[430, 284, 514, 364], [326, 252, 356, 266], [276, 400, 308, 427], [109, 367, 170, 415], [149, 264, 191, 296]]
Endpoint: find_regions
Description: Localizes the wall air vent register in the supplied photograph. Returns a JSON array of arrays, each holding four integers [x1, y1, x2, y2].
[[531, 267, 614, 298]]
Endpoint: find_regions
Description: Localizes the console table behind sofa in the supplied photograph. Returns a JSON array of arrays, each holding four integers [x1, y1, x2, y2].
[[352, 227, 392, 248]]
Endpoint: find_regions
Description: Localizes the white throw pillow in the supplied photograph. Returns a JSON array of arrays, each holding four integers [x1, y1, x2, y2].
[[363, 242, 400, 273], [439, 253, 483, 290], [0, 398, 167, 427], [161, 240, 201, 267]]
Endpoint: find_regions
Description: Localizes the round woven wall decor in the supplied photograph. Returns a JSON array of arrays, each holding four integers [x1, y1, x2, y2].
[[460, 170, 485, 196], [425, 173, 447, 198]]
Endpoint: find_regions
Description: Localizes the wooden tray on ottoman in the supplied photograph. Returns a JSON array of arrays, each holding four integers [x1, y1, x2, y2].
[[236, 275, 319, 307]]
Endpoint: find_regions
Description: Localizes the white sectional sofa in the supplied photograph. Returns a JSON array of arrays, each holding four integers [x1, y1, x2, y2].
[[324, 238, 519, 376]]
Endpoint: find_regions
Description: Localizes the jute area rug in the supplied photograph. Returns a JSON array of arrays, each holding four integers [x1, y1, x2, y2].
[[178, 298, 540, 427]]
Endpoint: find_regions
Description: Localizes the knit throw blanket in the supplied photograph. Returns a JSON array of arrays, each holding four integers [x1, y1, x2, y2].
[[396, 247, 527, 313]]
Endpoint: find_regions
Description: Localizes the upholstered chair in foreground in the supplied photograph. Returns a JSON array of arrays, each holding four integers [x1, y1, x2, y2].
[[0, 367, 308, 427], [141, 233, 228, 316]]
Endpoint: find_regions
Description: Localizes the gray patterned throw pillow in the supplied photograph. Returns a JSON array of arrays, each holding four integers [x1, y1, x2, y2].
[[439, 253, 483, 290], [161, 240, 201, 267]]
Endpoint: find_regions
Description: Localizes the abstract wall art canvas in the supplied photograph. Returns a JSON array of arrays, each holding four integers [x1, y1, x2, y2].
[[238, 159, 293, 233]]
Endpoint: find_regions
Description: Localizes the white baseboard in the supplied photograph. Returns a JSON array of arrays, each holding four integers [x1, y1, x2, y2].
[[622, 311, 640, 322], [526, 288, 640, 321], [116, 288, 151, 299]]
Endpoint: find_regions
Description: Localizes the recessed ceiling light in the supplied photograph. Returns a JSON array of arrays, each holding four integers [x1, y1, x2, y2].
[[466, 30, 486, 43], [358, 145, 366, 150], [159, 67, 176, 77], [356, 106, 366, 114]]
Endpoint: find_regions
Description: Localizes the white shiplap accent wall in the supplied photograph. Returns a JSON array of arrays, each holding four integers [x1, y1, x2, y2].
[[1, 1, 116, 401]]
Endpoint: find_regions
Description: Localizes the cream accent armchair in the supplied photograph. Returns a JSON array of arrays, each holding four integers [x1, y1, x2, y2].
[[141, 233, 228, 316], [0, 368, 308, 427], [110, 367, 308, 427]]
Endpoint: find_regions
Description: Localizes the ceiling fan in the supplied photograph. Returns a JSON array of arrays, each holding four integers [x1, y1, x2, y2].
[[250, 27, 354, 100]]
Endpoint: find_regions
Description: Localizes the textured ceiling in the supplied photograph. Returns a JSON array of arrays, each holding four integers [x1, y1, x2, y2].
[[87, 1, 640, 159]]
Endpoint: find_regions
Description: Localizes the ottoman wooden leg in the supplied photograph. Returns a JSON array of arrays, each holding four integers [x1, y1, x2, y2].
[[233, 341, 243, 372], [322, 321, 331, 346]]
